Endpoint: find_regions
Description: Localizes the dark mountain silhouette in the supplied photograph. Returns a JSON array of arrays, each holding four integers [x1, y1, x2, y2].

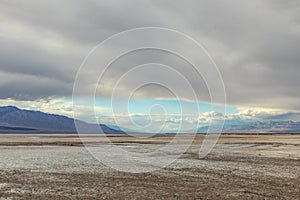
[[0, 106, 124, 134]]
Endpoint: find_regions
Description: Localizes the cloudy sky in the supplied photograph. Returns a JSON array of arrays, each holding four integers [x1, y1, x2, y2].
[[1, 0, 300, 132]]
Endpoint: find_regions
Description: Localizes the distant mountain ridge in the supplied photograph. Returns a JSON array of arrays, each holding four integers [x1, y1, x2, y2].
[[0, 106, 124, 134], [1, 106, 299, 134], [197, 120, 300, 133]]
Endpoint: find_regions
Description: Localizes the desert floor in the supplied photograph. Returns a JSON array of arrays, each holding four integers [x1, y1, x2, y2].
[[0, 134, 299, 200]]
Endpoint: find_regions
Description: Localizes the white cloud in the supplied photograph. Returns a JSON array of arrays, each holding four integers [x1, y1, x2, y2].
[[0, 98, 108, 122]]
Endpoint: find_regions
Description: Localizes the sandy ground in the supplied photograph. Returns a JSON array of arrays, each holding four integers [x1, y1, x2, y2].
[[0, 134, 299, 199]]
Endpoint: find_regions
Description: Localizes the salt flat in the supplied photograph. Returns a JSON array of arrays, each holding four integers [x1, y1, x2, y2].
[[0, 134, 299, 199]]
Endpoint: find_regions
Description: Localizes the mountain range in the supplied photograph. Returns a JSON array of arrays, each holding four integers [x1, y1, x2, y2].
[[0, 106, 299, 134], [197, 120, 300, 133], [0, 106, 124, 134]]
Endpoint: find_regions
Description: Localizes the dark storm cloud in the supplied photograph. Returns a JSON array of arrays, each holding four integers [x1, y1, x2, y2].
[[0, 0, 299, 110], [0, 37, 73, 81], [0, 71, 72, 100], [0, 0, 163, 44]]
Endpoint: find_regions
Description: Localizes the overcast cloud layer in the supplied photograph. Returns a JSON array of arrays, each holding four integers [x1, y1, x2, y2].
[[1, 0, 300, 111]]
